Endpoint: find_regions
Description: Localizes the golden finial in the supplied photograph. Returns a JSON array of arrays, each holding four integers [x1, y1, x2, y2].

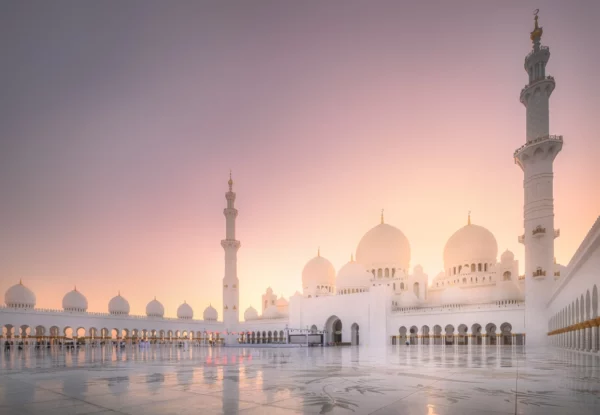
[[351, 253, 354, 262], [19, 278, 22, 285], [118, 290, 120, 296], [74, 285, 77, 292], [317, 247, 321, 257], [228, 169, 233, 190], [381, 209, 384, 224], [530, 9, 543, 41], [154, 295, 156, 300], [468, 210, 471, 225]]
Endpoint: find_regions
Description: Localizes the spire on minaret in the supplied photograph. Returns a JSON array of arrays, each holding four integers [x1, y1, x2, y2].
[[351, 253, 354, 262], [468, 210, 471, 225], [318, 247, 321, 257], [19, 278, 22, 285], [530, 9, 543, 43], [381, 209, 384, 224], [228, 169, 233, 191]]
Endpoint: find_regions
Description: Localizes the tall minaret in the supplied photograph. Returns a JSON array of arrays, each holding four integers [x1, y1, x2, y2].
[[221, 171, 240, 332], [514, 11, 563, 347]]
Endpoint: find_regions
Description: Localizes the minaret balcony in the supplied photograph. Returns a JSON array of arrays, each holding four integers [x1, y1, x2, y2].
[[514, 135, 563, 169], [532, 268, 546, 278], [519, 76, 555, 105], [532, 225, 546, 237], [518, 234, 525, 244]]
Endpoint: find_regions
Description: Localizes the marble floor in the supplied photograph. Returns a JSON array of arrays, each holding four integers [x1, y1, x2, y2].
[[1, 345, 599, 415]]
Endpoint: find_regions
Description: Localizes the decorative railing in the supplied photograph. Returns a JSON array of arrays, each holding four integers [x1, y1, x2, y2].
[[518, 275, 525, 280], [514, 134, 563, 157], [533, 268, 546, 277], [520, 75, 555, 98], [391, 301, 524, 315], [554, 271, 560, 277], [532, 225, 546, 236]]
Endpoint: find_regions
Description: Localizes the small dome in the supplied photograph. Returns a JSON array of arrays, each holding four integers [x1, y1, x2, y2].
[[275, 296, 288, 307], [302, 254, 336, 292], [5, 280, 36, 309], [177, 301, 193, 319], [397, 291, 421, 308], [62, 288, 88, 312], [244, 306, 258, 321], [443, 221, 498, 272], [413, 265, 424, 275], [109, 293, 130, 315], [336, 259, 370, 292], [501, 249, 515, 262], [356, 223, 411, 271], [146, 298, 164, 317], [433, 271, 446, 281], [203, 304, 218, 321], [492, 281, 523, 302], [440, 286, 470, 305], [262, 305, 281, 319]]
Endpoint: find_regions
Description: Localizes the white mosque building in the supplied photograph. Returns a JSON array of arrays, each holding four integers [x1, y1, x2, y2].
[[1, 15, 599, 352]]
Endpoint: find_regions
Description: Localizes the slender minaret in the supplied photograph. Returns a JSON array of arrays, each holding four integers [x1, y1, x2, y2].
[[514, 11, 562, 347], [221, 171, 240, 332]]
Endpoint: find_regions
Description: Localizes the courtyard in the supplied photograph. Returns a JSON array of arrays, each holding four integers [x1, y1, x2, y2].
[[1, 345, 599, 414]]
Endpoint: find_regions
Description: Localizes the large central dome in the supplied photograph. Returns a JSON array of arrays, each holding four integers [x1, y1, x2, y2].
[[443, 220, 498, 273], [356, 222, 411, 271]]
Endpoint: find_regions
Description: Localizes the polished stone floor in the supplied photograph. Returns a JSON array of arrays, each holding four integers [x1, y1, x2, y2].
[[0, 345, 599, 414]]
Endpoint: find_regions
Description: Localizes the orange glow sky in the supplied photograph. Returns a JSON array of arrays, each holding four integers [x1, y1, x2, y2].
[[1, 2, 599, 318]]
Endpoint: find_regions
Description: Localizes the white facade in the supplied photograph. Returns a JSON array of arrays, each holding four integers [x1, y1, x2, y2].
[[1, 15, 598, 352]]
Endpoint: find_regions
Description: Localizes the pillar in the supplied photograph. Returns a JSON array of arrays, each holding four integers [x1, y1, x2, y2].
[[592, 325, 598, 353]]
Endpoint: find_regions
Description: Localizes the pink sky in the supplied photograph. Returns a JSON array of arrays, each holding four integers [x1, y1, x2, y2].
[[1, 1, 599, 318]]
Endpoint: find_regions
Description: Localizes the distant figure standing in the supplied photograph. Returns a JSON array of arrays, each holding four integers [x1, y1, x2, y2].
[[405, 341, 410, 347]]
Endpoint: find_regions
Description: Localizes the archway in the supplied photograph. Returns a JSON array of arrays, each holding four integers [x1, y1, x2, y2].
[[444, 325, 455, 345], [457, 324, 468, 345], [409, 326, 418, 345], [325, 315, 342, 344], [500, 323, 512, 345], [486, 323, 497, 345], [421, 325, 430, 345], [433, 325, 442, 345], [351, 323, 359, 346], [471, 324, 482, 345], [399, 326, 407, 345]]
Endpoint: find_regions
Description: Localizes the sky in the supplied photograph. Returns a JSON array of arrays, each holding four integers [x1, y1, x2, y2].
[[1, 1, 599, 318]]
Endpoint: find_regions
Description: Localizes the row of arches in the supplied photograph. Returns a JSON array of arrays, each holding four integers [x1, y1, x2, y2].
[[392, 323, 523, 346], [449, 263, 492, 276], [338, 288, 368, 295], [238, 330, 286, 344], [548, 284, 599, 352], [1, 325, 223, 345], [436, 275, 495, 288], [371, 268, 407, 279]]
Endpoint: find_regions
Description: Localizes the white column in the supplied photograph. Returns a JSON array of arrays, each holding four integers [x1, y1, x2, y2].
[[592, 326, 598, 352]]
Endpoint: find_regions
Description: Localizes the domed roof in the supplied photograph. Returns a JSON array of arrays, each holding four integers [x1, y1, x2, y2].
[[146, 297, 164, 317], [244, 306, 258, 321], [5, 280, 36, 309], [356, 221, 411, 270], [501, 249, 515, 262], [492, 281, 523, 302], [262, 305, 281, 319], [62, 287, 88, 312], [443, 219, 498, 271], [440, 286, 470, 305], [302, 252, 336, 289], [109, 293, 130, 315], [336, 257, 370, 291], [397, 291, 421, 308], [413, 265, 424, 275], [203, 304, 218, 321], [177, 301, 193, 319], [275, 296, 288, 307]]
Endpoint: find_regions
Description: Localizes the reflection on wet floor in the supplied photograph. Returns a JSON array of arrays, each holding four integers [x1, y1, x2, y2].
[[0, 345, 599, 414]]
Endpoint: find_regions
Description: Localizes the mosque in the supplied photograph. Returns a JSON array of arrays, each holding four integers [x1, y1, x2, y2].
[[1, 15, 599, 353]]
